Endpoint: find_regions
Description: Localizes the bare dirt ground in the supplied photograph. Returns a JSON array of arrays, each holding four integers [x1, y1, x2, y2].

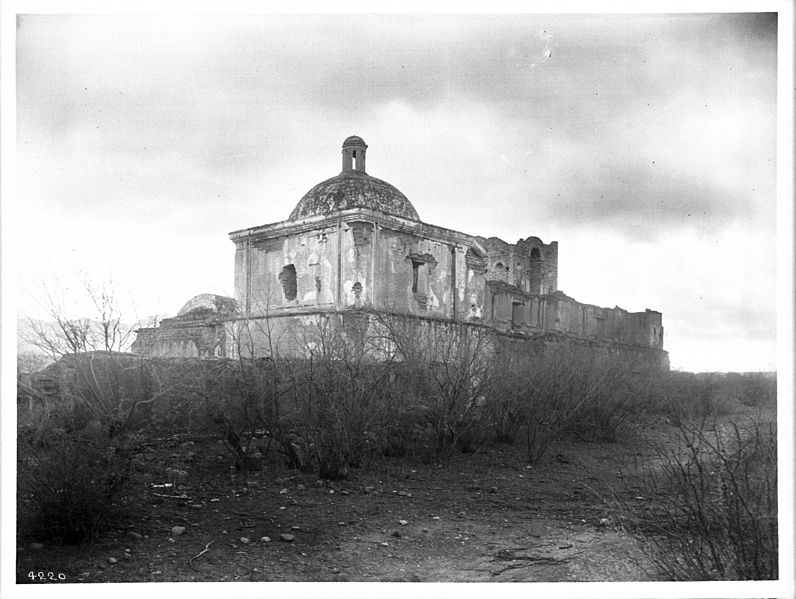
[[16, 423, 670, 584]]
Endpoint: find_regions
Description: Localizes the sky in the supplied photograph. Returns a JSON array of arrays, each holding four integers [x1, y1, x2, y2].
[[9, 9, 785, 372]]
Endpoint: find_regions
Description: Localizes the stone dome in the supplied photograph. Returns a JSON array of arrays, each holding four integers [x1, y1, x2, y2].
[[288, 136, 420, 221], [177, 294, 238, 318]]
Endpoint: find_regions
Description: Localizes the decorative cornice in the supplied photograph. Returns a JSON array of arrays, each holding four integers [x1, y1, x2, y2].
[[229, 207, 486, 255]]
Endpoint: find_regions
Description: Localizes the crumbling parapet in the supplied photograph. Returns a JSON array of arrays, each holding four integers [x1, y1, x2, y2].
[[132, 294, 237, 358]]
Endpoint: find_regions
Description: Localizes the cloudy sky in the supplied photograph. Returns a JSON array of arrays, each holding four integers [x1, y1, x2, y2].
[[12, 10, 782, 372]]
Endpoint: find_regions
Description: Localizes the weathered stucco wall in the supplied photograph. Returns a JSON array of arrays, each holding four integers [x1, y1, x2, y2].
[[484, 282, 664, 350], [231, 209, 490, 326], [223, 310, 668, 370], [132, 321, 228, 358], [132, 294, 236, 358], [235, 224, 339, 313]]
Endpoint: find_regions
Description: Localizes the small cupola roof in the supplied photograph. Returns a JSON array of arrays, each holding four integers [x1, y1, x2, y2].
[[288, 136, 420, 221]]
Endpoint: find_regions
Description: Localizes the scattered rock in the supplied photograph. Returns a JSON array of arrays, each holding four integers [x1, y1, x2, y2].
[[151, 570, 162, 576], [171, 525, 186, 536], [558, 543, 573, 549], [634, 496, 646, 501], [489, 486, 498, 494], [127, 531, 143, 540], [364, 486, 375, 493], [107, 557, 118, 564], [391, 530, 402, 538], [280, 534, 295, 542], [291, 525, 301, 530], [97, 563, 106, 570], [329, 489, 335, 494], [380, 542, 389, 547], [422, 528, 429, 533], [210, 498, 220, 503], [432, 516, 441, 520], [397, 490, 411, 497], [331, 567, 340, 574], [279, 488, 288, 494], [240, 537, 250, 544], [188, 503, 203, 510], [398, 520, 408, 526], [29, 542, 44, 550], [598, 518, 611, 527], [338, 522, 346, 526], [296, 484, 306, 490], [260, 536, 271, 543], [123, 553, 132, 560]]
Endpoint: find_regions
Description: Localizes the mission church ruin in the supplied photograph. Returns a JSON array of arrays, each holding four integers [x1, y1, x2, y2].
[[132, 136, 665, 364]]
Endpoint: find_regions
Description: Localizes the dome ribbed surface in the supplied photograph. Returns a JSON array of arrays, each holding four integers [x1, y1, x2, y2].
[[289, 170, 419, 221]]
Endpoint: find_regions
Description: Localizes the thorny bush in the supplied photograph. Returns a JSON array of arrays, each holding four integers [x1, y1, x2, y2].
[[17, 353, 146, 544], [614, 412, 777, 580]]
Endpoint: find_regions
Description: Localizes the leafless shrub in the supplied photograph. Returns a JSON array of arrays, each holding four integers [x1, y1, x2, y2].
[[480, 360, 526, 445], [613, 412, 777, 580], [18, 421, 136, 544], [655, 371, 753, 422], [377, 315, 498, 457], [569, 352, 661, 443], [17, 283, 159, 544]]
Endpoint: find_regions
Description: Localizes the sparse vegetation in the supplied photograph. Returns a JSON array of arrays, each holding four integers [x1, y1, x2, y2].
[[610, 411, 777, 580], [17, 306, 778, 581]]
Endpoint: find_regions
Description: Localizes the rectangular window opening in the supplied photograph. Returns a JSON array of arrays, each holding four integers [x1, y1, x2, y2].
[[411, 261, 421, 293], [512, 301, 524, 328]]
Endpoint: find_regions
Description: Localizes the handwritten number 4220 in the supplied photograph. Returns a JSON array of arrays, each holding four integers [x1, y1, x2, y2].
[[28, 571, 66, 581]]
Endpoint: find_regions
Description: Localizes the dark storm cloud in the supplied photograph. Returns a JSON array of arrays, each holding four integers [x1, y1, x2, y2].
[[13, 12, 779, 371], [540, 162, 761, 238]]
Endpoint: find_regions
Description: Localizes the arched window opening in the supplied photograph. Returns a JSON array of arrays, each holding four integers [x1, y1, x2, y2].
[[531, 247, 542, 260]]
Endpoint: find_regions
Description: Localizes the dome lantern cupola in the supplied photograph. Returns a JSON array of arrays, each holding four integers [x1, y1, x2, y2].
[[342, 135, 367, 173], [288, 136, 420, 222]]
